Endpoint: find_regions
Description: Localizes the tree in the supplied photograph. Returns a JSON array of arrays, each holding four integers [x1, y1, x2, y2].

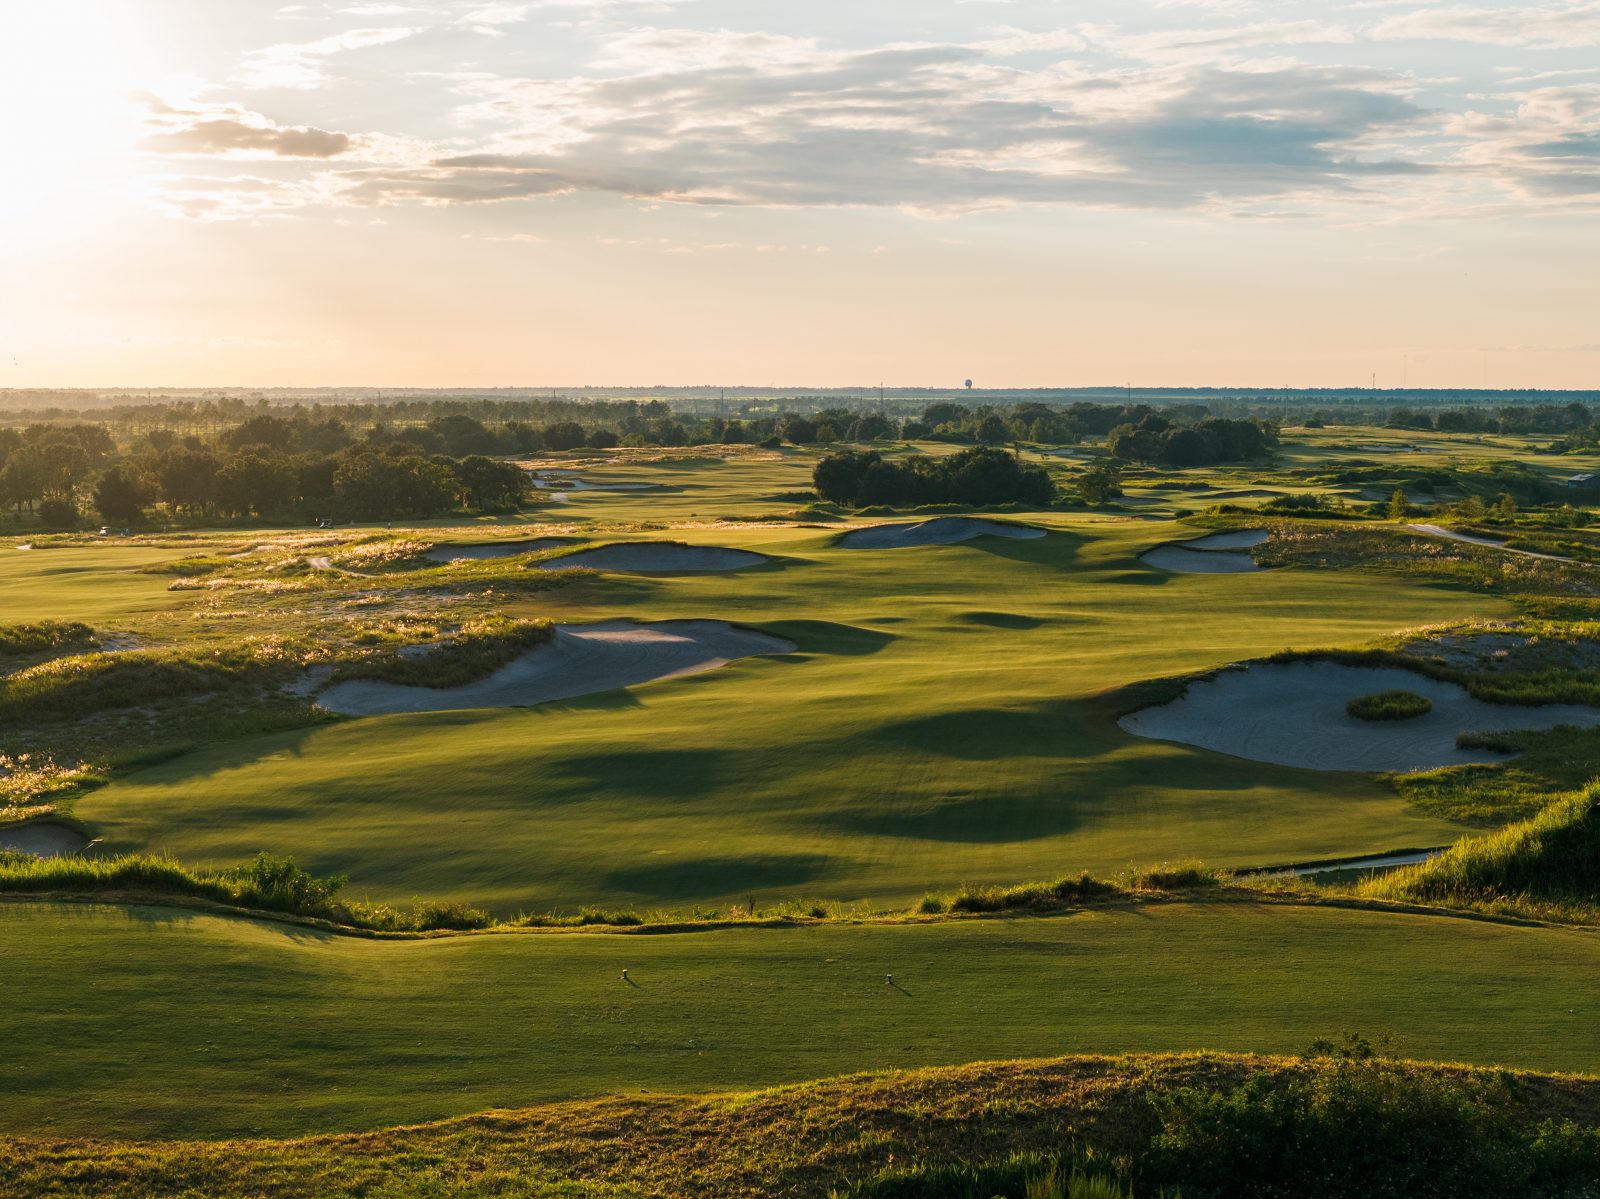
[[94, 466, 155, 524], [1077, 463, 1123, 506], [1493, 492, 1517, 520], [778, 414, 818, 445], [542, 422, 587, 451], [455, 456, 527, 512], [1388, 488, 1409, 521], [975, 414, 1009, 445]]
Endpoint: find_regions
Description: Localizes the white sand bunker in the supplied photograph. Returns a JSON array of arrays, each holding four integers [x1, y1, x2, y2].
[[424, 538, 574, 563], [0, 822, 90, 857], [1120, 660, 1600, 773], [1141, 529, 1268, 574], [532, 472, 659, 492], [317, 620, 796, 716], [534, 543, 770, 574], [839, 517, 1047, 549]]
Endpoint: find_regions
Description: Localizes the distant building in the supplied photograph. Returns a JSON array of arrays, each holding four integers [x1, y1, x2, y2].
[[1566, 473, 1599, 491]]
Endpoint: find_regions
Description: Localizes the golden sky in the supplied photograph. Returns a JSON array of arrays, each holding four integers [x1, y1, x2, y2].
[[3, 1, 1599, 389]]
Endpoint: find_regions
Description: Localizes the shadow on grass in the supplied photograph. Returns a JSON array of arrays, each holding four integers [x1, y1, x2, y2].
[[816, 793, 1087, 844], [600, 853, 832, 900], [953, 611, 1046, 630], [544, 748, 737, 800], [759, 620, 897, 655]]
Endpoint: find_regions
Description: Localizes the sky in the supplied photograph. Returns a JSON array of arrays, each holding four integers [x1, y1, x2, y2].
[[3, 0, 1599, 390]]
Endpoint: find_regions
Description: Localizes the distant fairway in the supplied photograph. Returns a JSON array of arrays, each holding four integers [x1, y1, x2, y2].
[[77, 514, 1509, 911], [3, 898, 1597, 1139], [0, 543, 193, 625]]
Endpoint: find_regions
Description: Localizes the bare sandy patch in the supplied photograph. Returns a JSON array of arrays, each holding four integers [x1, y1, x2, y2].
[[316, 619, 796, 716], [838, 517, 1047, 549], [1120, 659, 1600, 772], [0, 821, 90, 857]]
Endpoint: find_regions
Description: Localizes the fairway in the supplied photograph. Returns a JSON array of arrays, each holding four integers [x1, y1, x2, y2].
[[3, 898, 1597, 1140], [0, 543, 193, 625], [75, 516, 1509, 911]]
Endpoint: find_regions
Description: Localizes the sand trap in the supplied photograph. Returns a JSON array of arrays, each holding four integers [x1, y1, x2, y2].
[[1202, 489, 1286, 501], [838, 517, 1047, 549], [0, 822, 90, 857], [534, 543, 770, 574], [1120, 659, 1600, 772], [423, 538, 575, 563], [1141, 529, 1268, 574], [317, 619, 796, 715]]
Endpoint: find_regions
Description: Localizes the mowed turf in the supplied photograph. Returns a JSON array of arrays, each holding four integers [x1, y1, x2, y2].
[[0, 543, 193, 625], [78, 511, 1511, 912], [3, 898, 1598, 1140]]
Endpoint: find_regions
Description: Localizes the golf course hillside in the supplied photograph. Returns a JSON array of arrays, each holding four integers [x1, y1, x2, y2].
[[8, 411, 1600, 1193], [4, 1053, 1598, 1198], [42, 507, 1516, 914]]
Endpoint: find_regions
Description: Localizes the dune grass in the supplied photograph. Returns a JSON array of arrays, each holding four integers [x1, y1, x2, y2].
[[4, 897, 1600, 1139], [1358, 783, 1600, 922]]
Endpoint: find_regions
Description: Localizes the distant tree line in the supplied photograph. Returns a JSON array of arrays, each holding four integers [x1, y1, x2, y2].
[[812, 446, 1056, 508]]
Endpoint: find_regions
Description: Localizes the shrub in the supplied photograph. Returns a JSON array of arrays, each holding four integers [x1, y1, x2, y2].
[[36, 498, 80, 530], [1346, 690, 1433, 721]]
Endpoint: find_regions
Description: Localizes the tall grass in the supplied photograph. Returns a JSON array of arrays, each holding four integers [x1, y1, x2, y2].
[[1358, 783, 1600, 921], [0, 621, 97, 656], [0, 850, 491, 932]]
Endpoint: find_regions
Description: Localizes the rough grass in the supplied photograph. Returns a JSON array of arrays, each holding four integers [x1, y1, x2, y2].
[[1357, 783, 1600, 923], [1346, 689, 1433, 721], [331, 615, 554, 688], [1, 1054, 1595, 1199], [0, 620, 97, 657], [0, 851, 492, 932]]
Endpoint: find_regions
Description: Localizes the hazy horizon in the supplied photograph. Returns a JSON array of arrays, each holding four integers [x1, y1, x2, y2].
[[5, 1, 1598, 390]]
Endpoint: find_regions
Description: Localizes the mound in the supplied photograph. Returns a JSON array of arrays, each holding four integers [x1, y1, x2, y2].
[[0, 821, 88, 857], [838, 517, 1047, 549], [1141, 528, 1267, 573], [9, 1054, 1600, 1197], [1362, 783, 1600, 911], [423, 537, 574, 563], [1119, 660, 1600, 772], [533, 543, 770, 574], [316, 619, 795, 715]]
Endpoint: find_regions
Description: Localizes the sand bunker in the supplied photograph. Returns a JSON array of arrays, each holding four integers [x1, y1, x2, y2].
[[533, 543, 769, 574], [317, 619, 796, 716], [1202, 489, 1286, 501], [423, 538, 574, 563], [838, 517, 1047, 549], [1141, 529, 1268, 574], [0, 822, 90, 857], [1120, 659, 1600, 772]]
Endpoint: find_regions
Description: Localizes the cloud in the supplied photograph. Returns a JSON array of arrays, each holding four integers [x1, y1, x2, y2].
[[326, 38, 1434, 215], [234, 26, 423, 89], [141, 106, 355, 158], [1373, 3, 1600, 49], [150, 19, 1600, 222]]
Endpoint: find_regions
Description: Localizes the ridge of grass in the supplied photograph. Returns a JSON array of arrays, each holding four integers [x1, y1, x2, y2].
[[2, 1053, 1595, 1199], [1355, 782, 1600, 924]]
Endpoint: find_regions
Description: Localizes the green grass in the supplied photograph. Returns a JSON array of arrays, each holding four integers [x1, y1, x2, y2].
[[4, 897, 1600, 1139], [0, 543, 195, 625], [1358, 783, 1600, 922], [1347, 690, 1433, 721], [3, 1053, 1596, 1199], [70, 514, 1509, 912]]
